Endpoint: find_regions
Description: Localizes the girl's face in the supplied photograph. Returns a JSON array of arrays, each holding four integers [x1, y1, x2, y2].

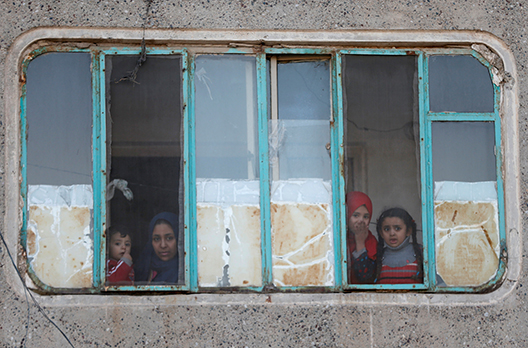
[[109, 233, 132, 260], [348, 205, 370, 234], [380, 217, 411, 248], [152, 223, 177, 261]]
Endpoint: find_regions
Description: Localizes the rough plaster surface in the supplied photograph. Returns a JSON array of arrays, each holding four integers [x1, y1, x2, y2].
[[1, 0, 528, 347]]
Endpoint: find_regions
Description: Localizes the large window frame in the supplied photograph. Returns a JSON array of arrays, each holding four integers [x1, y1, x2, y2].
[[13, 31, 517, 297]]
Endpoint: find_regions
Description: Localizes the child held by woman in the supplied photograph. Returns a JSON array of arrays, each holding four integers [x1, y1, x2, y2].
[[375, 208, 423, 284], [106, 225, 135, 285]]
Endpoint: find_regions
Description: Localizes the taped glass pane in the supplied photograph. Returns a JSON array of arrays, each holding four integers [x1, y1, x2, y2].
[[195, 55, 261, 287], [343, 54, 423, 285], [269, 58, 334, 287], [106, 55, 183, 286], [26, 52, 93, 288], [432, 122, 499, 287], [429, 55, 494, 113]]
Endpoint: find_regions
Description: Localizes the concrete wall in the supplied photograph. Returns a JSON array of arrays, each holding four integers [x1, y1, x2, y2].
[[1, 1, 526, 347]]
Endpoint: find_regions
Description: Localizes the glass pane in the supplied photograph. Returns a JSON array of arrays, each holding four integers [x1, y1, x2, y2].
[[195, 55, 261, 288], [106, 55, 183, 286], [343, 55, 423, 285], [432, 122, 496, 182], [269, 58, 334, 287], [272, 60, 331, 180], [26, 52, 94, 288], [429, 55, 494, 113], [433, 122, 499, 287], [195, 56, 259, 179]]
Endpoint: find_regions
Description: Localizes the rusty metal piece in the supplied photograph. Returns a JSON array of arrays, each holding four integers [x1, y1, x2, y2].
[[271, 202, 333, 287], [435, 201, 499, 287]]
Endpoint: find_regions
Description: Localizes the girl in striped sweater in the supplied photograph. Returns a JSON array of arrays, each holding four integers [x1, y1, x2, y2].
[[375, 208, 423, 284]]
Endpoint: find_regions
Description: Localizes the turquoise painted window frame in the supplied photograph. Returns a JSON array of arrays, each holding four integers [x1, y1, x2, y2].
[[338, 49, 430, 291], [98, 47, 191, 292], [20, 47, 101, 293], [19, 45, 505, 293]]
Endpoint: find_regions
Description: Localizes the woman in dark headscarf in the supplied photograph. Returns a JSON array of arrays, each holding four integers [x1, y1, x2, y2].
[[346, 191, 378, 284], [134, 212, 179, 284]]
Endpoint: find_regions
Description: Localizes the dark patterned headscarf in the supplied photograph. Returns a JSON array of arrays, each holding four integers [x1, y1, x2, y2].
[[134, 212, 179, 284]]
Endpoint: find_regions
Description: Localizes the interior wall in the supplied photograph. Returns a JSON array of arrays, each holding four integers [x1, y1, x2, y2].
[[344, 55, 422, 233]]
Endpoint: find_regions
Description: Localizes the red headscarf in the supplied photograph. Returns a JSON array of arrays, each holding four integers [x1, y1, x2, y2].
[[346, 191, 373, 222]]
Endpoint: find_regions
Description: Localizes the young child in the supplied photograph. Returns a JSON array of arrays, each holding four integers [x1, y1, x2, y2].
[[375, 208, 423, 284], [106, 225, 135, 285]]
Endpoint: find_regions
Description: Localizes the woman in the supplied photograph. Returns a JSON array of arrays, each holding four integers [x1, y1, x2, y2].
[[346, 191, 378, 284], [134, 212, 179, 284]]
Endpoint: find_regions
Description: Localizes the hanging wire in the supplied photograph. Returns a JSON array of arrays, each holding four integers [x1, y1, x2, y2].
[[0, 230, 75, 348], [347, 118, 415, 141], [4, 2, 157, 346], [347, 118, 413, 133], [116, 0, 154, 84]]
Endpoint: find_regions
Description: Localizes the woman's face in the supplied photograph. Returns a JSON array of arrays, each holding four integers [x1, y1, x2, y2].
[[152, 223, 177, 261], [348, 205, 370, 234], [380, 217, 411, 248]]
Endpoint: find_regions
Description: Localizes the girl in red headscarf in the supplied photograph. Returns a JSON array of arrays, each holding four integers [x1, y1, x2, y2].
[[346, 191, 378, 284]]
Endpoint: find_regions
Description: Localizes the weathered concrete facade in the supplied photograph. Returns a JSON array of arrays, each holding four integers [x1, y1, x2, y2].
[[1, 1, 526, 347]]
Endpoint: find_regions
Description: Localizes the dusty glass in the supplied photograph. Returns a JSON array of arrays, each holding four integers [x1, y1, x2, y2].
[[25, 52, 94, 288], [429, 55, 494, 113], [194, 55, 262, 288]]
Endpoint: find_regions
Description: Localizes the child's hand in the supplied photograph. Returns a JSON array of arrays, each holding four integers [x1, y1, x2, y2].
[[351, 221, 368, 236], [354, 227, 369, 252], [123, 250, 133, 263]]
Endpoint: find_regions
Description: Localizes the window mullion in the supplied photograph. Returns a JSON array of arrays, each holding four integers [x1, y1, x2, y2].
[[420, 52, 435, 290], [257, 53, 273, 288], [93, 50, 105, 290], [332, 52, 345, 289], [180, 49, 193, 291], [187, 52, 199, 292]]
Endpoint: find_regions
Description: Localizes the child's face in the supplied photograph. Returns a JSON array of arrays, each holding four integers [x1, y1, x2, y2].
[[152, 223, 177, 262], [380, 217, 411, 248], [348, 205, 370, 234], [109, 233, 132, 260]]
